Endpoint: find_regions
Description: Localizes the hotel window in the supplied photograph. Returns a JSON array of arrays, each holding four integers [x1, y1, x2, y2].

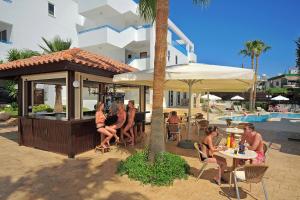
[[167, 50, 170, 61], [0, 30, 7, 42], [176, 92, 181, 105], [140, 52, 147, 59], [175, 55, 178, 64], [48, 2, 55, 17], [168, 91, 174, 107]]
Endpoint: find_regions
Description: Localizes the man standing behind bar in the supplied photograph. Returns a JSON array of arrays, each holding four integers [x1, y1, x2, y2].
[[123, 100, 136, 146]]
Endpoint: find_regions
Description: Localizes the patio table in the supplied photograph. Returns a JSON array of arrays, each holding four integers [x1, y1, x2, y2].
[[218, 148, 257, 170]]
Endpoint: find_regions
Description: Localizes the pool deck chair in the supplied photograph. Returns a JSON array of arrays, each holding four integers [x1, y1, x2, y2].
[[194, 142, 217, 180], [230, 164, 269, 200]]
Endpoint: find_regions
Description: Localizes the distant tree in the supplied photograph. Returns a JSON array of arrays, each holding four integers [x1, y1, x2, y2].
[[240, 40, 270, 110], [252, 40, 271, 108], [296, 37, 300, 68], [39, 36, 72, 53], [240, 41, 257, 111], [266, 87, 288, 95], [6, 49, 40, 61]]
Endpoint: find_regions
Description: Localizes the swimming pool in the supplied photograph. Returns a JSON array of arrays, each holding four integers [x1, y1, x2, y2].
[[223, 113, 300, 122]]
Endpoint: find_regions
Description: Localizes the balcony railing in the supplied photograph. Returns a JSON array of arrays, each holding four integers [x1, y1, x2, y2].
[[127, 56, 150, 70], [171, 40, 188, 56], [78, 24, 151, 35]]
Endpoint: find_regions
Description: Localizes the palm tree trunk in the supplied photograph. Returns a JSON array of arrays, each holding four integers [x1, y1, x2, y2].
[[253, 56, 259, 110], [249, 55, 254, 111], [54, 85, 63, 113], [149, 0, 169, 161]]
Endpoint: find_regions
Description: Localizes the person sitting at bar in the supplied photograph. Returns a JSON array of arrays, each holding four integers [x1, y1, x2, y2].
[[104, 101, 120, 144], [108, 102, 126, 143], [239, 123, 265, 164], [201, 126, 228, 185], [95, 102, 113, 149], [123, 100, 136, 146], [167, 111, 181, 140]]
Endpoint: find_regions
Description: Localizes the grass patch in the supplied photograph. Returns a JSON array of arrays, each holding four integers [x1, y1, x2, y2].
[[117, 150, 190, 186]]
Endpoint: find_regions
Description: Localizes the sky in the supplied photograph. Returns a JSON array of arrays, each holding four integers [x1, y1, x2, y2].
[[169, 0, 300, 77]]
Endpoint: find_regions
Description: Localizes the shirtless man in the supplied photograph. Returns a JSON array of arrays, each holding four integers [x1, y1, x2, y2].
[[123, 100, 136, 146], [239, 123, 265, 164]]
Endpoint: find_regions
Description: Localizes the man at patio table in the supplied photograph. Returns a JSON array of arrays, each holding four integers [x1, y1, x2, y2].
[[239, 123, 265, 164]]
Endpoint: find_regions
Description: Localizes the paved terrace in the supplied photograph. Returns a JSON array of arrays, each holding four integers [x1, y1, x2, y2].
[[0, 120, 299, 200]]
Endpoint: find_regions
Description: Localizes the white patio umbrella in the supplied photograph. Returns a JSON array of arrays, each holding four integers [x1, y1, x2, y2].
[[201, 94, 222, 101], [113, 63, 254, 140], [271, 95, 289, 101], [231, 95, 245, 100]]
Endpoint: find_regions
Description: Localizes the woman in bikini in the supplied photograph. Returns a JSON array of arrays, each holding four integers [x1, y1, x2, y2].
[[95, 102, 113, 149], [107, 102, 126, 143], [202, 126, 228, 185], [123, 100, 136, 146]]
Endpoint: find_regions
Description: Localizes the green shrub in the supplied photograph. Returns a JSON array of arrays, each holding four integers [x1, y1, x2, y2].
[[32, 104, 53, 113], [117, 150, 190, 186], [0, 104, 18, 117]]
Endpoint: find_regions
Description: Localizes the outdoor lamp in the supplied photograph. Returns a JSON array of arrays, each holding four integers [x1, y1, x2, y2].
[[72, 80, 80, 88]]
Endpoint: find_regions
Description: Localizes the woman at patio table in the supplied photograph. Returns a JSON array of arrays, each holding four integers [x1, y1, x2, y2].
[[202, 126, 228, 185], [95, 102, 113, 149]]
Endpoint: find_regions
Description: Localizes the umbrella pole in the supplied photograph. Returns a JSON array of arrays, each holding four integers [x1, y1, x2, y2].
[[207, 92, 210, 121], [187, 81, 193, 140]]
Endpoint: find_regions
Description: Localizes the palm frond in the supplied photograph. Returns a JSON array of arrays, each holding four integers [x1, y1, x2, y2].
[[296, 37, 300, 68], [39, 36, 72, 53], [239, 49, 250, 56], [6, 48, 40, 61], [138, 0, 156, 23], [7, 49, 21, 62]]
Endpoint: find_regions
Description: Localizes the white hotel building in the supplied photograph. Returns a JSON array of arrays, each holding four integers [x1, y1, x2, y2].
[[0, 0, 197, 108]]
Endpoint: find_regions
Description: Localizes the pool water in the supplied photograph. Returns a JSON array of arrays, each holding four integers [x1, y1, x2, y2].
[[223, 113, 300, 123]]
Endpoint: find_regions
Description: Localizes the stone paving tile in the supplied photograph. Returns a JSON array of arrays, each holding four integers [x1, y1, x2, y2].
[[0, 121, 300, 200]]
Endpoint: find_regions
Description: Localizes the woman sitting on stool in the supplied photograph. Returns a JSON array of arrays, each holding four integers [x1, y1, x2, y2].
[[108, 102, 126, 144], [95, 102, 113, 149]]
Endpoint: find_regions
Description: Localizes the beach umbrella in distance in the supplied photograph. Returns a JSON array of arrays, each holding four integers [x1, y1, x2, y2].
[[231, 95, 245, 100], [271, 95, 289, 101], [201, 94, 222, 101]]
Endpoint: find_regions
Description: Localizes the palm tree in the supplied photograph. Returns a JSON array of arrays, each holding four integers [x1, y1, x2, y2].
[[139, 0, 210, 160], [240, 41, 256, 111], [6, 48, 40, 62], [252, 40, 271, 108], [39, 36, 72, 53], [39, 36, 72, 112], [296, 37, 300, 69]]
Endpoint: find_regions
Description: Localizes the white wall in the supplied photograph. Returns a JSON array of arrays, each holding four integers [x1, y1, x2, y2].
[[0, 0, 79, 60]]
